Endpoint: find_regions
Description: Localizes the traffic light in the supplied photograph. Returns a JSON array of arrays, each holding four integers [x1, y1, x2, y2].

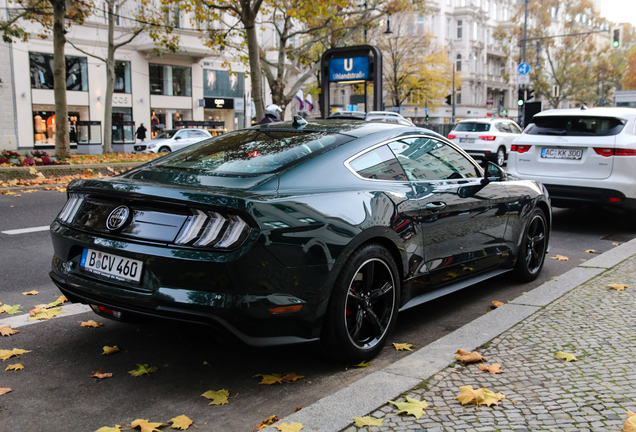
[[445, 94, 452, 106], [425, 114, 430, 121], [612, 27, 623, 48], [517, 89, 525, 106], [526, 88, 535, 101]]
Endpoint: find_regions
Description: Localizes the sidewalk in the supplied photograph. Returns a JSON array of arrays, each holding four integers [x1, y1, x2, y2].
[[264, 239, 636, 432]]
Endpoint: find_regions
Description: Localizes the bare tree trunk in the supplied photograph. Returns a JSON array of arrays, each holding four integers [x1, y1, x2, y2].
[[244, 10, 264, 120], [103, 0, 115, 153], [52, 0, 69, 158]]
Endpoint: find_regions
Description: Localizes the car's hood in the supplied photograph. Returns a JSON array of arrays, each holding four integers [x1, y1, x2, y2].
[[140, 138, 171, 147]]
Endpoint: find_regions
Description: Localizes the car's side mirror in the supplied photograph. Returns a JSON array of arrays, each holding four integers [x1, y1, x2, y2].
[[174, 136, 182, 140], [482, 162, 506, 184]]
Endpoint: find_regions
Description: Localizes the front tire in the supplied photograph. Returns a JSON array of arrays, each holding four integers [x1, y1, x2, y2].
[[158, 146, 171, 153], [514, 208, 548, 282], [321, 243, 400, 363]]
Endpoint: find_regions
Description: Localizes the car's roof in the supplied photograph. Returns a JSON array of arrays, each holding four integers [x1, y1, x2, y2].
[[254, 119, 422, 137], [535, 107, 636, 119], [457, 118, 511, 123]]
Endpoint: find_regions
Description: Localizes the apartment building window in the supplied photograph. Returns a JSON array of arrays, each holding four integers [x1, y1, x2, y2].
[[165, 5, 180, 28], [417, 14, 425, 34], [492, 2, 497, 21], [149, 64, 191, 96], [551, 7, 558, 19], [29, 52, 88, 91], [114, 61, 131, 94], [102, 2, 120, 25], [457, 89, 462, 104], [446, 18, 451, 38], [472, 22, 478, 41], [430, 14, 436, 34], [457, 20, 463, 39], [484, 0, 489, 12], [503, 7, 508, 21], [456, 54, 462, 72]]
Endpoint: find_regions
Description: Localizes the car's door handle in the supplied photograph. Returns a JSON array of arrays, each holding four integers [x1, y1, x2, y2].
[[425, 202, 447, 211]]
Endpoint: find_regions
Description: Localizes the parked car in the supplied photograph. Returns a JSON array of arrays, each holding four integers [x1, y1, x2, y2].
[[133, 128, 212, 153], [448, 118, 523, 166], [507, 107, 636, 210], [50, 119, 550, 363]]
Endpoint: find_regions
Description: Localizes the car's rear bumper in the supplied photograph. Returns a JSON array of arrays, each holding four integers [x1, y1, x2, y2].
[[543, 184, 636, 210]]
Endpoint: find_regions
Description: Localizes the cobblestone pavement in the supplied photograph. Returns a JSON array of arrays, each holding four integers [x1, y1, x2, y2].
[[342, 256, 636, 432]]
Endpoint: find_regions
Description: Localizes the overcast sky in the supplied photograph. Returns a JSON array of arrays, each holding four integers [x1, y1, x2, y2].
[[601, 0, 636, 25]]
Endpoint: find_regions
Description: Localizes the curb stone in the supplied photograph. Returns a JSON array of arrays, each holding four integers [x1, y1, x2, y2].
[[262, 238, 636, 432]]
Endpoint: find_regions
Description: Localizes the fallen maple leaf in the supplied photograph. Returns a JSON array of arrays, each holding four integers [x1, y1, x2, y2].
[[129, 364, 158, 377], [256, 415, 279, 430], [454, 349, 487, 363], [254, 374, 284, 385], [22, 290, 39, 295], [491, 301, 504, 308], [608, 283, 630, 291], [354, 361, 372, 367], [478, 364, 504, 374], [201, 389, 230, 405], [585, 249, 597, 253], [169, 415, 193, 430], [91, 368, 113, 379], [130, 419, 164, 432], [0, 325, 19, 337], [555, 351, 577, 362], [393, 343, 414, 351], [81, 320, 104, 328], [28, 307, 64, 320], [550, 255, 569, 261], [456, 385, 484, 405], [274, 422, 303, 432], [481, 388, 506, 407], [281, 372, 305, 382], [613, 242, 621, 246], [95, 426, 122, 432], [624, 411, 636, 432], [353, 416, 384, 427], [5, 363, 24, 371], [0, 348, 30, 360], [0, 304, 22, 315], [0, 387, 12, 395], [102, 346, 120, 355], [48, 295, 68, 307], [388, 397, 430, 419]]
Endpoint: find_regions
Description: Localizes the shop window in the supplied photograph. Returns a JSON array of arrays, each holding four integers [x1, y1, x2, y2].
[[30, 52, 88, 91], [33, 106, 87, 146], [203, 70, 244, 98], [149, 64, 191, 96], [112, 107, 134, 144], [114, 61, 131, 93]]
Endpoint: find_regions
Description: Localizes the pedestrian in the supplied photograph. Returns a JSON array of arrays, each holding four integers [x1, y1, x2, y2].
[[136, 123, 147, 142], [257, 104, 283, 125]]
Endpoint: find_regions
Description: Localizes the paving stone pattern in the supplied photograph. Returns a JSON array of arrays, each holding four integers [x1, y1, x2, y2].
[[342, 257, 636, 432]]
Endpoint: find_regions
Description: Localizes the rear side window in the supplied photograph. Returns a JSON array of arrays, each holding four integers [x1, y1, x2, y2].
[[495, 123, 511, 133], [349, 145, 408, 181], [454, 122, 490, 132], [527, 116, 625, 136]]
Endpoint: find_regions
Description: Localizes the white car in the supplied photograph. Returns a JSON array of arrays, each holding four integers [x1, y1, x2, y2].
[[448, 118, 523, 166], [134, 128, 212, 153], [507, 107, 636, 210]]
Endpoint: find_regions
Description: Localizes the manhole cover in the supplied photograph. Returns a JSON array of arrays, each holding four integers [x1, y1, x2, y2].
[[602, 234, 636, 242]]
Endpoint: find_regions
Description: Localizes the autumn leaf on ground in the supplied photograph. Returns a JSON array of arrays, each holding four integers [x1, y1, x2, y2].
[[281, 372, 304, 382], [0, 387, 12, 395], [274, 422, 303, 432], [491, 301, 504, 308], [22, 290, 39, 295], [393, 343, 414, 351], [81, 320, 104, 327], [456, 385, 485, 405], [91, 368, 113, 379], [48, 295, 68, 307], [95, 426, 122, 432], [256, 415, 279, 430], [550, 255, 569, 261], [28, 307, 64, 320], [555, 351, 577, 362], [169, 415, 193, 430], [201, 389, 229, 405], [353, 416, 384, 427], [388, 397, 430, 419], [253, 374, 284, 385], [0, 304, 22, 314], [454, 349, 487, 363], [624, 411, 636, 432], [102, 346, 120, 355], [0, 325, 20, 337], [6, 363, 24, 371], [130, 419, 164, 432], [129, 364, 158, 377], [608, 283, 630, 291], [0, 348, 30, 360], [354, 361, 372, 367], [478, 363, 504, 374], [613, 242, 621, 246], [481, 389, 506, 407], [585, 249, 597, 253], [28, 167, 38, 175]]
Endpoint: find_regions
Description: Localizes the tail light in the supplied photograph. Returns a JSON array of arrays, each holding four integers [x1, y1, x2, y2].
[[448, 134, 457, 139], [595, 147, 636, 156], [594, 148, 613, 157], [58, 194, 85, 224], [175, 209, 251, 249], [478, 136, 497, 141], [511, 145, 532, 153]]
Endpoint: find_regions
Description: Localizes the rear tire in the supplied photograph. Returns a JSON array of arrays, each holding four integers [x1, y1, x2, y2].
[[321, 243, 400, 363], [496, 146, 506, 166], [514, 208, 548, 282]]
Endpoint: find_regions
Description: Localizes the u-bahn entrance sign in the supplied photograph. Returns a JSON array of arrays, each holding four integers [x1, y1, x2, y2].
[[320, 45, 383, 118]]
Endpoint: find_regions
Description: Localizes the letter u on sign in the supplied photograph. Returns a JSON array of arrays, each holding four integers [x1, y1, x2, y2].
[[344, 58, 353, 72]]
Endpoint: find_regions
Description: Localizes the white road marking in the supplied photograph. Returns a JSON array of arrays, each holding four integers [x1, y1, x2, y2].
[[2, 225, 50, 235], [0, 304, 91, 328]]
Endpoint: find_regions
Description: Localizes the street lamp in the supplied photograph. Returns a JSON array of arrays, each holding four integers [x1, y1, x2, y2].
[[385, 17, 393, 34]]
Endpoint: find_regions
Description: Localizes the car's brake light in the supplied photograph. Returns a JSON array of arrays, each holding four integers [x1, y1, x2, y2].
[[479, 136, 497, 141], [511, 145, 532, 153], [58, 194, 85, 224], [448, 134, 457, 139], [615, 148, 636, 156], [176, 210, 251, 249], [593, 148, 636, 156], [594, 147, 614, 157], [609, 197, 623, 202]]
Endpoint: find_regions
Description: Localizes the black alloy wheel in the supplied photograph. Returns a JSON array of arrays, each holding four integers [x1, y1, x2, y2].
[[514, 208, 548, 282], [321, 243, 400, 363], [496, 146, 506, 166]]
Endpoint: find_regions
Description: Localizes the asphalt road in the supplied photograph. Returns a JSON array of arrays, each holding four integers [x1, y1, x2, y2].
[[1, 191, 634, 432]]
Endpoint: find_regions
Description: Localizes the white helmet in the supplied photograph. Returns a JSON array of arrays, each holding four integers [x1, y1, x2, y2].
[[265, 104, 283, 119]]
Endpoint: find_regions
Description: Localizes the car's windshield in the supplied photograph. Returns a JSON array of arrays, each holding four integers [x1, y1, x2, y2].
[[155, 130, 178, 139], [454, 123, 491, 132], [527, 116, 626, 136], [153, 129, 354, 175]]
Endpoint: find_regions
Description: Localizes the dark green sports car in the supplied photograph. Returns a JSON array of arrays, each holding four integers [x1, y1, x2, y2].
[[50, 118, 550, 363]]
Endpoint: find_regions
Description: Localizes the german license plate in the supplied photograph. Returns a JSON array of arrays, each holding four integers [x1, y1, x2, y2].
[[80, 248, 143, 284], [541, 148, 583, 160], [459, 138, 475, 143]]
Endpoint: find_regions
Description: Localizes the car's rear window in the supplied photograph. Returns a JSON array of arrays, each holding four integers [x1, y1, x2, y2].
[[527, 116, 625, 136], [152, 129, 354, 175], [454, 123, 490, 132]]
